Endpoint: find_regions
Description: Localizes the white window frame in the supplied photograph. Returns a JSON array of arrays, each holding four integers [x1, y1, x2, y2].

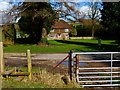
[[50, 29, 54, 32], [65, 29, 69, 32]]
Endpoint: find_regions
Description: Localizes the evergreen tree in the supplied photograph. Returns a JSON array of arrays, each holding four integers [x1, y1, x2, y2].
[[101, 2, 120, 45], [17, 2, 56, 44]]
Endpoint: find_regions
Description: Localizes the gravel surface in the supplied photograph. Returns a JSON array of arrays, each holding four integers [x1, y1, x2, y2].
[[4, 53, 68, 60]]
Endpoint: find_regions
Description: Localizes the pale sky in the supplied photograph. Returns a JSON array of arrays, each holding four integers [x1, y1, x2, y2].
[[0, 1, 101, 23], [79, 5, 101, 18], [0, 1, 12, 11], [79, 6, 90, 15], [0, 1, 13, 24]]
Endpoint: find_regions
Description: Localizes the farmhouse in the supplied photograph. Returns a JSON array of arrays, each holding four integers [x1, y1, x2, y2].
[[47, 19, 72, 40]]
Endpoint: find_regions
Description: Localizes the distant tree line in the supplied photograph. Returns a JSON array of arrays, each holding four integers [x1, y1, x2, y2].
[[101, 2, 120, 45], [70, 19, 103, 38], [70, 2, 120, 46]]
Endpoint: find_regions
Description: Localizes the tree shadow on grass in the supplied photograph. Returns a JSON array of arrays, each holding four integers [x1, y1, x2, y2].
[[55, 40, 120, 52], [15, 38, 36, 44]]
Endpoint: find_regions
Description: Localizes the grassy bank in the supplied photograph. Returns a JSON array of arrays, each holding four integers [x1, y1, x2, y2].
[[3, 39, 120, 53], [2, 67, 83, 88]]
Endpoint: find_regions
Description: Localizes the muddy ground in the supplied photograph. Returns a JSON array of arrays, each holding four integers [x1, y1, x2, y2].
[[4, 58, 68, 74]]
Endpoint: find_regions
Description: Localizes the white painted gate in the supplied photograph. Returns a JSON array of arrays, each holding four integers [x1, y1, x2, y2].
[[69, 52, 120, 87]]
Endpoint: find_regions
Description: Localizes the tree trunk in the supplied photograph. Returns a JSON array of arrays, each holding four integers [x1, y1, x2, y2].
[[91, 19, 95, 38], [38, 27, 47, 45], [13, 24, 16, 45], [92, 26, 95, 38], [42, 28, 47, 39]]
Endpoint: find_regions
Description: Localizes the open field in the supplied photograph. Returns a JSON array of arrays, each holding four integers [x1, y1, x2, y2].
[[3, 39, 120, 53]]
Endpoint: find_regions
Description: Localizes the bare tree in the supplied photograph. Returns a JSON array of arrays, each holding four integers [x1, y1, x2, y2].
[[52, 2, 102, 38], [52, 2, 85, 23], [86, 1, 102, 37]]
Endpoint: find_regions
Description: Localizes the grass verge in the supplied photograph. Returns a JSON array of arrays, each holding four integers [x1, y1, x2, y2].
[[2, 67, 83, 88], [3, 39, 120, 53]]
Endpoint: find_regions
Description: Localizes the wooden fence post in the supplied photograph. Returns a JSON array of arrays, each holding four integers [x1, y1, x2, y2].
[[69, 50, 73, 81], [0, 41, 3, 90], [0, 77, 1, 90], [27, 49, 32, 80], [0, 42, 4, 74]]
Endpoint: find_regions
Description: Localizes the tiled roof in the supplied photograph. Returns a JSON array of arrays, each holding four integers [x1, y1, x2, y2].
[[52, 19, 72, 29]]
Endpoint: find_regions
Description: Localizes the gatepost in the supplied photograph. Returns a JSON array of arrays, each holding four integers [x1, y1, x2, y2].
[[0, 11, 5, 90], [68, 50, 74, 81]]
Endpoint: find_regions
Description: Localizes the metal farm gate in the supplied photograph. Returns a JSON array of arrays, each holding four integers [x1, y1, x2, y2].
[[68, 51, 120, 87]]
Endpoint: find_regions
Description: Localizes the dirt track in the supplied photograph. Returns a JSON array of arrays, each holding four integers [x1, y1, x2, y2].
[[4, 53, 120, 74], [4, 53, 69, 74]]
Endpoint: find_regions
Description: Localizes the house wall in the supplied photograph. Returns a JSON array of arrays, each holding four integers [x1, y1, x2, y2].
[[47, 33, 69, 40], [69, 37, 95, 39], [51, 29, 71, 33], [47, 28, 72, 40]]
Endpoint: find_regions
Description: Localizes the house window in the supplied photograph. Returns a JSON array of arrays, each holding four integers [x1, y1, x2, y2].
[[58, 34, 61, 37], [65, 29, 69, 32], [66, 34, 69, 36], [50, 29, 54, 32], [49, 35, 54, 37]]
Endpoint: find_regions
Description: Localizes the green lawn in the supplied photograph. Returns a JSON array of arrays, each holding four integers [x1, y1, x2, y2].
[[69, 39, 117, 45], [3, 39, 120, 53]]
